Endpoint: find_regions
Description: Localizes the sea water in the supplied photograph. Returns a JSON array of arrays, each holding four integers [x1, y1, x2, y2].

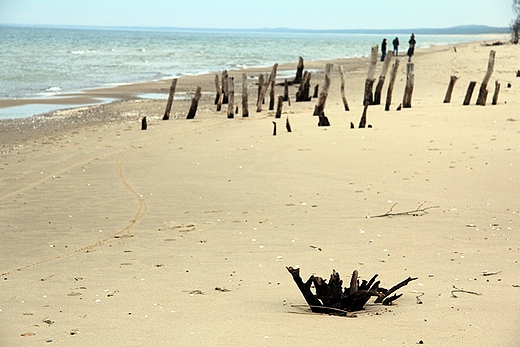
[[0, 25, 498, 118]]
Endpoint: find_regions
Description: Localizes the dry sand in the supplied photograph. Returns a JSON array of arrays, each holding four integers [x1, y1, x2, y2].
[[1, 40, 519, 346]]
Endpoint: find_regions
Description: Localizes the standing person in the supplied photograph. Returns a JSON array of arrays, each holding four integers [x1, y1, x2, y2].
[[381, 38, 387, 61], [407, 33, 416, 62], [392, 37, 399, 56]]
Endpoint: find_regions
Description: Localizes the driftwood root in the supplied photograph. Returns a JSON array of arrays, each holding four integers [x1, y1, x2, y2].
[[287, 267, 417, 316]]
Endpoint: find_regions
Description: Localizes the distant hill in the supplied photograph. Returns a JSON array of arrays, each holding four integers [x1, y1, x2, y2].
[[1, 24, 510, 35], [249, 25, 510, 35]]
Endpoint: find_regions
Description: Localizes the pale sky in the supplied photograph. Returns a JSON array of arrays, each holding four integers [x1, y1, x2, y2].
[[0, 0, 515, 30]]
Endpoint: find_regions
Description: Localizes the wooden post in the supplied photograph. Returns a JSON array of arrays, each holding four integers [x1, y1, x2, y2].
[[373, 51, 393, 105], [338, 66, 350, 111], [186, 86, 202, 119], [141, 116, 147, 130], [443, 75, 459, 103], [296, 71, 311, 102], [275, 95, 284, 118], [359, 102, 368, 128], [162, 78, 177, 120], [402, 62, 414, 108], [313, 84, 319, 98], [227, 77, 235, 119], [257, 63, 278, 112], [293, 56, 304, 84], [318, 113, 330, 127], [385, 59, 400, 111], [463, 81, 477, 105], [492, 80, 500, 105], [221, 70, 229, 104], [242, 73, 249, 117], [272, 121, 277, 136], [216, 92, 224, 112], [256, 74, 264, 106], [364, 45, 378, 105], [313, 63, 333, 116], [286, 117, 292, 132], [283, 79, 290, 105], [269, 79, 275, 110], [214, 74, 221, 105], [476, 50, 496, 106]]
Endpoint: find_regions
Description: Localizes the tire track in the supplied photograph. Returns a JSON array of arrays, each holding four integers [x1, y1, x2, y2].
[[1, 154, 146, 277], [1, 118, 233, 277]]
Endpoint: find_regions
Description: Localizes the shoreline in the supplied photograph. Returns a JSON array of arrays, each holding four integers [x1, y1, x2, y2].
[[0, 38, 504, 146], [0, 34, 507, 120]]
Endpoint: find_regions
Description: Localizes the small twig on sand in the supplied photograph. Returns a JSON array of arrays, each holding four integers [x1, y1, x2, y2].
[[481, 270, 502, 277], [415, 291, 425, 304], [451, 285, 482, 298], [367, 202, 439, 218], [290, 304, 357, 317]]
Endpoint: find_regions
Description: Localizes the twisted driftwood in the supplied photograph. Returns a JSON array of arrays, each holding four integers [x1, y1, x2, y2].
[[287, 267, 417, 316]]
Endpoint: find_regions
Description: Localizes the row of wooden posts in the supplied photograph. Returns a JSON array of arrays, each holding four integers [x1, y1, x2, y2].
[[444, 50, 500, 106], [152, 47, 499, 130]]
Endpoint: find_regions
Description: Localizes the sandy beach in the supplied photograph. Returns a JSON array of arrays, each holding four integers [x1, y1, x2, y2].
[[1, 40, 519, 346]]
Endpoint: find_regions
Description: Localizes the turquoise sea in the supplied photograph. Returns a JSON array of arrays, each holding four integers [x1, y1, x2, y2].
[[0, 25, 502, 118]]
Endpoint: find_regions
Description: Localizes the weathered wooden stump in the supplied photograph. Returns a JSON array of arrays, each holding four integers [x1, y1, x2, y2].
[[256, 74, 265, 107], [402, 62, 414, 108], [269, 79, 276, 111], [443, 75, 459, 103], [214, 74, 221, 105], [293, 56, 304, 84], [492, 80, 501, 105], [242, 73, 249, 117], [163, 78, 177, 120], [364, 45, 378, 105], [257, 64, 278, 112], [313, 84, 319, 99], [373, 51, 393, 105], [385, 59, 400, 111], [141, 116, 147, 130], [221, 70, 229, 105], [186, 86, 202, 119], [359, 102, 368, 128], [227, 77, 235, 119], [476, 50, 496, 106], [286, 117, 292, 132], [275, 95, 283, 118], [318, 113, 330, 127], [296, 71, 312, 102], [338, 65, 350, 111], [313, 63, 333, 116], [463, 81, 477, 105], [283, 79, 290, 102]]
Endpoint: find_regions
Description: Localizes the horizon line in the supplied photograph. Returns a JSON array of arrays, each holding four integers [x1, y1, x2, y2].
[[0, 23, 510, 34]]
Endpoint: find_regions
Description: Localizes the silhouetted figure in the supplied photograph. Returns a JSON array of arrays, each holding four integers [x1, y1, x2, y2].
[[407, 33, 416, 62], [392, 37, 399, 56], [381, 38, 387, 61]]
